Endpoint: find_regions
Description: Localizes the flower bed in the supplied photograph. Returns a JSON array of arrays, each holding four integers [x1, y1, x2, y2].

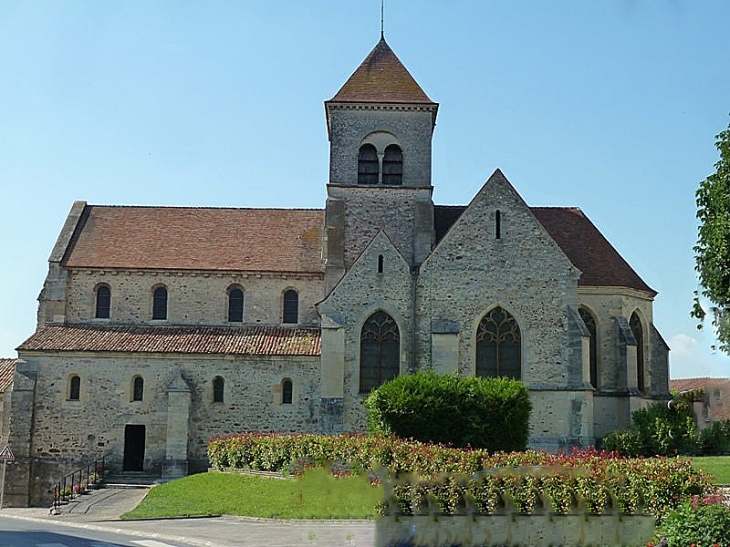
[[208, 433, 712, 521]]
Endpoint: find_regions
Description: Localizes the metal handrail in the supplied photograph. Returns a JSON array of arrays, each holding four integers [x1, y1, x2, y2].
[[51, 454, 108, 514]]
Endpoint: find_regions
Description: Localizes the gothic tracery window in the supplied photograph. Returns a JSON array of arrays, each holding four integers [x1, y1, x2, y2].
[[579, 308, 598, 389], [630, 312, 645, 392], [360, 311, 400, 392], [476, 306, 521, 380]]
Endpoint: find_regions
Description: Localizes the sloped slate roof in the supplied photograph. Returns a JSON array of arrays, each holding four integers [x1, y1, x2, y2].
[[434, 205, 655, 294], [329, 37, 435, 104], [63, 206, 325, 273], [0, 358, 16, 392], [17, 325, 321, 357]]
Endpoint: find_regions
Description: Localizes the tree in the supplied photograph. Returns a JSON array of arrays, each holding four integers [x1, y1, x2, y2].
[[693, 119, 730, 352]]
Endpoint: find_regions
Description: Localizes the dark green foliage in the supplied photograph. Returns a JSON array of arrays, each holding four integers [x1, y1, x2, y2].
[[364, 371, 531, 451], [697, 420, 730, 455], [602, 392, 702, 456], [660, 500, 730, 547], [693, 119, 730, 353]]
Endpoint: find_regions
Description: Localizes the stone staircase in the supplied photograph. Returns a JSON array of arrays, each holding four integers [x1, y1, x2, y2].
[[102, 471, 161, 489]]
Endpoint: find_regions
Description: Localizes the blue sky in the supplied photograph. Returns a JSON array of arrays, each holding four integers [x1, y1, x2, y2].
[[1, 1, 729, 378]]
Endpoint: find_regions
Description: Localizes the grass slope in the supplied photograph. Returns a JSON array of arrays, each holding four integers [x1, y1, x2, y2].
[[123, 469, 383, 520], [691, 456, 730, 484]]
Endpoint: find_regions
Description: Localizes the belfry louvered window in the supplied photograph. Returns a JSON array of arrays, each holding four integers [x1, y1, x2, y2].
[[476, 306, 521, 380], [357, 144, 379, 184], [95, 285, 111, 319], [579, 308, 598, 389], [152, 287, 168, 320], [382, 144, 403, 185], [630, 312, 645, 392], [359, 311, 400, 392]]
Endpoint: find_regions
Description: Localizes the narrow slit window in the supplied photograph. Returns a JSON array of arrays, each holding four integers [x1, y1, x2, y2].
[[152, 287, 168, 320], [95, 286, 111, 319], [495, 210, 501, 239], [378, 255, 384, 274], [228, 288, 244, 322], [282, 379, 293, 405], [132, 376, 144, 402], [69, 375, 81, 401], [213, 376, 224, 403], [283, 290, 299, 324]]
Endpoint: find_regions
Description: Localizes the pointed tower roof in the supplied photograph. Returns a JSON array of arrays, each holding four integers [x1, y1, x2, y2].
[[329, 37, 435, 104]]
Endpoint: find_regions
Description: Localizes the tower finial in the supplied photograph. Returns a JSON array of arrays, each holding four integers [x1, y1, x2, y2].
[[381, 0, 384, 38]]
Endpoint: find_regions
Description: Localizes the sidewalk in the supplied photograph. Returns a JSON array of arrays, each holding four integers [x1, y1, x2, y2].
[[0, 487, 376, 547]]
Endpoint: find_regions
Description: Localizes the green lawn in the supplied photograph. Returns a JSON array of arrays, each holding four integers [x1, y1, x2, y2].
[[122, 468, 383, 520], [690, 456, 730, 484]]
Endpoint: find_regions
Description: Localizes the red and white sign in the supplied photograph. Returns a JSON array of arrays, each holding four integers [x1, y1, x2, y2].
[[0, 445, 14, 461]]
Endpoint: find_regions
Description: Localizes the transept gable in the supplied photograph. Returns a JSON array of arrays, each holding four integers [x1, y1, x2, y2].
[[318, 230, 411, 326], [423, 169, 577, 278]]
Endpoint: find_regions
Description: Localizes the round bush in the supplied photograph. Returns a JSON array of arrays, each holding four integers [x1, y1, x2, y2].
[[660, 499, 730, 547], [364, 370, 531, 451]]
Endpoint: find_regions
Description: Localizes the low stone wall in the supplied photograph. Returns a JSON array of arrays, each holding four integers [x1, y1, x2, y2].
[[376, 512, 655, 547]]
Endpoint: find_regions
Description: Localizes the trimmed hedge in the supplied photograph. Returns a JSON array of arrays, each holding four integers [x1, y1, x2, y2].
[[364, 371, 531, 451], [207, 433, 711, 521]]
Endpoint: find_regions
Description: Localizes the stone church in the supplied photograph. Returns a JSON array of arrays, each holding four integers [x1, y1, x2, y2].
[[1, 37, 669, 506]]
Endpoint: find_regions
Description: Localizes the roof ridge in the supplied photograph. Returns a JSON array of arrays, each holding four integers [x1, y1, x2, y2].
[[88, 205, 325, 212]]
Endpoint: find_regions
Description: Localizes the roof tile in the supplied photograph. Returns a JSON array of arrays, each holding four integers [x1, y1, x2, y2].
[[0, 358, 16, 392], [434, 205, 655, 294], [17, 325, 321, 357], [329, 37, 435, 104], [63, 206, 325, 273]]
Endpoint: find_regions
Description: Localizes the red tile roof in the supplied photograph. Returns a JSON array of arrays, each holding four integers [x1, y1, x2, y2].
[[670, 378, 730, 421], [17, 325, 321, 357], [63, 206, 325, 274], [329, 37, 435, 104], [0, 358, 16, 392], [434, 206, 655, 294]]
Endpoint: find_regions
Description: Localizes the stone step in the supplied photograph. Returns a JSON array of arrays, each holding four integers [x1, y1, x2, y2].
[[103, 472, 160, 488]]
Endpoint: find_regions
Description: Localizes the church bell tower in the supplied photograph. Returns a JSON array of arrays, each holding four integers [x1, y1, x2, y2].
[[323, 36, 439, 292]]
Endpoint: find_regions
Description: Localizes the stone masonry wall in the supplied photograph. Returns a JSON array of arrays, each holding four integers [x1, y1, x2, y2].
[[64, 269, 324, 327], [17, 351, 320, 501], [328, 107, 434, 187], [318, 232, 414, 431]]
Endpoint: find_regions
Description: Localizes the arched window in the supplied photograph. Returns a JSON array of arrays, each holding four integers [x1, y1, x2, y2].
[[382, 144, 403, 185], [282, 379, 293, 405], [476, 306, 521, 380], [579, 308, 598, 389], [630, 312, 645, 392], [360, 311, 400, 392], [132, 376, 144, 402], [357, 144, 379, 185], [228, 288, 244, 323], [213, 376, 224, 403], [95, 285, 111, 319], [283, 290, 298, 324], [69, 375, 81, 401], [152, 286, 167, 320]]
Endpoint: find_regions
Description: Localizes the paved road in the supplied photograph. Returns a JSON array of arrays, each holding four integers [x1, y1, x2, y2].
[[0, 516, 194, 546], [0, 488, 376, 547]]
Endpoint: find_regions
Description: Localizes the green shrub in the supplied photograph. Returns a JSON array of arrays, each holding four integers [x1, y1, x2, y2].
[[364, 371, 531, 451], [660, 498, 730, 547], [698, 420, 730, 455], [601, 392, 705, 457], [207, 434, 711, 521]]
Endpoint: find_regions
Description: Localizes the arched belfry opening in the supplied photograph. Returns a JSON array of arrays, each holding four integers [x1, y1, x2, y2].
[[476, 306, 521, 380]]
